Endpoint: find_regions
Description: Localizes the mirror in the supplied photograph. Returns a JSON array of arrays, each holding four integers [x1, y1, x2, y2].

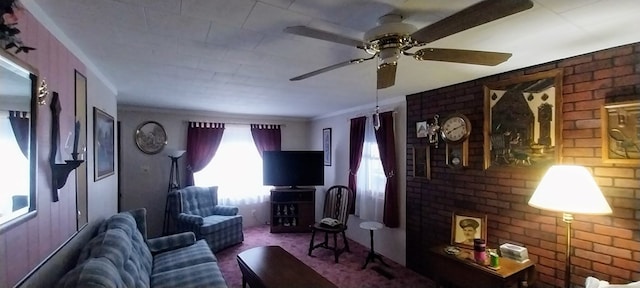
[[0, 49, 38, 231]]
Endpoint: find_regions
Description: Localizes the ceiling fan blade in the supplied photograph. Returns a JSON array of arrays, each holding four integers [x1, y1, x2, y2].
[[413, 48, 512, 66], [411, 0, 533, 43], [284, 26, 365, 48], [290, 56, 375, 81], [377, 63, 397, 89]]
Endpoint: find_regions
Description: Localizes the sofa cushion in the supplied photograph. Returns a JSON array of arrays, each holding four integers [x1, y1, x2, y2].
[[151, 262, 227, 288], [200, 214, 243, 234], [56, 257, 126, 288], [78, 228, 152, 287], [152, 240, 217, 274]]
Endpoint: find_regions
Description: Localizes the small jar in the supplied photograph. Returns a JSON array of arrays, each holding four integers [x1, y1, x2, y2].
[[473, 239, 486, 264]]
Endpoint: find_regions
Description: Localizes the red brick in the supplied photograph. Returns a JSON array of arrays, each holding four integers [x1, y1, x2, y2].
[[574, 138, 601, 148], [614, 178, 640, 189], [564, 129, 595, 138], [594, 243, 633, 259], [563, 91, 594, 103], [574, 79, 613, 92], [575, 248, 613, 264], [564, 147, 596, 157], [613, 238, 640, 251], [575, 99, 605, 111], [563, 110, 596, 120], [594, 66, 634, 80], [497, 178, 525, 188], [565, 72, 593, 84], [593, 224, 633, 239], [613, 257, 640, 271], [594, 167, 636, 178], [614, 74, 640, 86], [594, 45, 633, 59], [574, 230, 612, 245], [593, 262, 631, 279]]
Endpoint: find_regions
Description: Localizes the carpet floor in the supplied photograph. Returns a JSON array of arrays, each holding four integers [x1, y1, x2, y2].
[[215, 224, 435, 288]]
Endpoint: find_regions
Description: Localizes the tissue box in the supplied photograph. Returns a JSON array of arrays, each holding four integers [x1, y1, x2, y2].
[[499, 243, 529, 262]]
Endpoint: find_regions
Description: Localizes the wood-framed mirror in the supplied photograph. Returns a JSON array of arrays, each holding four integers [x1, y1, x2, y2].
[[0, 48, 39, 232]]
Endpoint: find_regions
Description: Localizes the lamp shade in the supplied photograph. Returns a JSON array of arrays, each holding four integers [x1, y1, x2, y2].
[[168, 149, 186, 158], [528, 165, 612, 215]]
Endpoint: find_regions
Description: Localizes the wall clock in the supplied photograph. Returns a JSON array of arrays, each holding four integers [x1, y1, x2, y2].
[[441, 114, 471, 168], [135, 121, 167, 154]]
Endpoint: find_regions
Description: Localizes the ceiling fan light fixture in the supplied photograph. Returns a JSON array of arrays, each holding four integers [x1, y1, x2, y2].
[[364, 14, 417, 42], [379, 47, 400, 66]]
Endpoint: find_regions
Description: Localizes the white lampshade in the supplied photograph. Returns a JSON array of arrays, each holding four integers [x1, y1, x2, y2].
[[168, 149, 186, 158], [528, 165, 612, 215]]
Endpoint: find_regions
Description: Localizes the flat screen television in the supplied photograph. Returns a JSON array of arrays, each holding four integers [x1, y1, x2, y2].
[[263, 150, 324, 187]]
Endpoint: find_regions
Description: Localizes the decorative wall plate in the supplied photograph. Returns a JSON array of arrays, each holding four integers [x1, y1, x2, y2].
[[135, 121, 167, 154]]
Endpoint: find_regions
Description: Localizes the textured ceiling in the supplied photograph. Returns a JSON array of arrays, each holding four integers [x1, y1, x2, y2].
[[28, 0, 640, 118]]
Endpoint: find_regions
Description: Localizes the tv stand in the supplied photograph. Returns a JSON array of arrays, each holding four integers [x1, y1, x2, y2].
[[270, 187, 315, 233]]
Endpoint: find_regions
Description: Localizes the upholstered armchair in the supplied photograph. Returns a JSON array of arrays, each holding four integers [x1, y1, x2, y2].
[[173, 186, 243, 252]]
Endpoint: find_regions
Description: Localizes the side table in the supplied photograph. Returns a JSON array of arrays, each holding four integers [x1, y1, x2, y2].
[[360, 221, 389, 269], [427, 244, 535, 288]]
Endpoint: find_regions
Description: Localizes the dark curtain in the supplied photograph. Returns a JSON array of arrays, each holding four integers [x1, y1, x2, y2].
[[185, 122, 225, 186], [9, 110, 29, 158], [250, 124, 281, 157], [374, 111, 398, 228], [348, 116, 366, 214]]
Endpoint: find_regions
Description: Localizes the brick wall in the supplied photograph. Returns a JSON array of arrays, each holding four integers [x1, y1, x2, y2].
[[406, 43, 639, 287]]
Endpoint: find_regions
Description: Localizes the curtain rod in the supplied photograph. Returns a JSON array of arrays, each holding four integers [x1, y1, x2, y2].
[[185, 120, 286, 127]]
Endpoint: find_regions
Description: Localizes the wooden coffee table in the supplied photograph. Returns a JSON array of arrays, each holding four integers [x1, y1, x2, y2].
[[237, 245, 337, 288]]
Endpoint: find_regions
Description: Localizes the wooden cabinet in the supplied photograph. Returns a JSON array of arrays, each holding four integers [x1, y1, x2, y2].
[[270, 188, 314, 233]]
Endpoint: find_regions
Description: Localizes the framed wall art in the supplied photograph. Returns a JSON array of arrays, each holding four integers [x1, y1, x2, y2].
[[411, 145, 431, 180], [451, 211, 487, 249], [135, 121, 167, 154], [323, 128, 331, 166], [416, 121, 428, 138], [94, 107, 114, 181], [601, 100, 640, 164], [483, 69, 563, 170]]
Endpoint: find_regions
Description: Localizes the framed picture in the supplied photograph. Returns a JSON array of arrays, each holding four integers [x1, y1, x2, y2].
[[602, 101, 640, 164], [451, 211, 487, 249], [416, 121, 428, 138], [135, 121, 167, 154], [483, 69, 563, 170], [323, 128, 331, 166], [94, 107, 114, 181], [411, 145, 431, 180]]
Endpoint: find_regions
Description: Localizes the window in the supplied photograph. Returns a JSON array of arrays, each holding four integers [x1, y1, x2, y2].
[[355, 120, 386, 222], [0, 116, 29, 224], [193, 125, 271, 205]]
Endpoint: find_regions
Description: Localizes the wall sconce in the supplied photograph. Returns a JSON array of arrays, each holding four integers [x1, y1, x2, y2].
[[49, 92, 83, 201], [426, 114, 441, 148], [37, 78, 49, 105]]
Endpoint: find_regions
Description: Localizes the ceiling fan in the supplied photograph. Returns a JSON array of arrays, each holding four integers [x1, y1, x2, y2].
[[284, 0, 534, 89]]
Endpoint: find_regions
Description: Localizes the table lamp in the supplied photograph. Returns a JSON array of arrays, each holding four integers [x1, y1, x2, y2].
[[528, 165, 612, 288]]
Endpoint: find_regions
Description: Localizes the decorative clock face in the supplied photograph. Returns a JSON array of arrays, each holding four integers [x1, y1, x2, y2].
[[441, 115, 471, 143]]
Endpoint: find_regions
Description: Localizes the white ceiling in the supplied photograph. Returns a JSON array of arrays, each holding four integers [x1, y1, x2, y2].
[[28, 0, 640, 119]]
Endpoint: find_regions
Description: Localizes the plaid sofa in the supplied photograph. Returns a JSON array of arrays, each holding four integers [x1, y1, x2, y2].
[[56, 208, 227, 288], [173, 186, 244, 252]]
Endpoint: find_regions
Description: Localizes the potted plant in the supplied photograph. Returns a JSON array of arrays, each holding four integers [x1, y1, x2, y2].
[[0, 0, 34, 53]]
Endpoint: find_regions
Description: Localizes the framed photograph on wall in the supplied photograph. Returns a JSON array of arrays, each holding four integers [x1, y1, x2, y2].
[[411, 145, 431, 180], [451, 211, 487, 249], [602, 101, 640, 164], [323, 128, 331, 166], [483, 69, 563, 170], [94, 107, 114, 181]]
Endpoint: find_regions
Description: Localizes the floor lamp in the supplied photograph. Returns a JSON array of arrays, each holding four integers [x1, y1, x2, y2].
[[528, 165, 612, 288], [162, 150, 186, 235]]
